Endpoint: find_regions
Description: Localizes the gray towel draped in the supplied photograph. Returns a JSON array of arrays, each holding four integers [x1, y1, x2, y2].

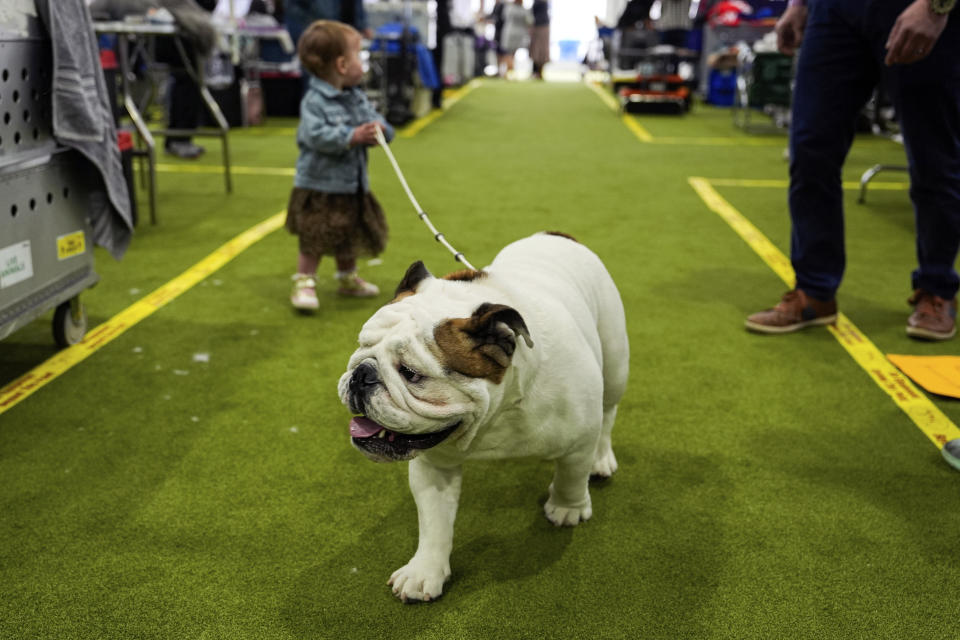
[[36, 0, 134, 260]]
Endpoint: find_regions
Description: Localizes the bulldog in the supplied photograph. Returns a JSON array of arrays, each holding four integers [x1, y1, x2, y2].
[[338, 232, 629, 602]]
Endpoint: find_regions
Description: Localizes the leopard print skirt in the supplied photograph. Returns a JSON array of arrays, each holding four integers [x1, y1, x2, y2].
[[285, 188, 388, 259]]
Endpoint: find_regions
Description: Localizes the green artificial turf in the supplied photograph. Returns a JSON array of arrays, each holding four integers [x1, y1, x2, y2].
[[1, 81, 958, 639]]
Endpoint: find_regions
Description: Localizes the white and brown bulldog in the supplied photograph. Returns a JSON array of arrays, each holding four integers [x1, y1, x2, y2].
[[338, 232, 629, 602]]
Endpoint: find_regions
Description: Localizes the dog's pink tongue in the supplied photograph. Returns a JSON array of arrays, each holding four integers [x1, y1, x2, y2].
[[350, 416, 385, 438]]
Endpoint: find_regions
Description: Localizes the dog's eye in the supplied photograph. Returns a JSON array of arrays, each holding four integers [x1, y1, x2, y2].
[[397, 364, 424, 383]]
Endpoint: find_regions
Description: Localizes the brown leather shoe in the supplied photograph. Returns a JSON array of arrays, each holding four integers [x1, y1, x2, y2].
[[745, 289, 838, 334], [906, 290, 957, 341]]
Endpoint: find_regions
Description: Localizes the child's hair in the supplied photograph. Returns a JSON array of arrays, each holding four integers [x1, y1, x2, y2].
[[297, 20, 359, 79]]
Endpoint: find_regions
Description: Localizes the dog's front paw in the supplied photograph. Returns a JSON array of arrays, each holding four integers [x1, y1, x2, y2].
[[544, 490, 592, 527], [388, 558, 450, 603]]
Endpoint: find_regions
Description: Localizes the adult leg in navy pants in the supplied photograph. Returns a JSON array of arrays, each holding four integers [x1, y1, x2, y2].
[[888, 6, 960, 338], [746, 0, 959, 341]]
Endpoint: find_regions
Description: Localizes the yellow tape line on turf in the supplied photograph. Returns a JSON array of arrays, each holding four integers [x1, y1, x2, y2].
[[0, 211, 286, 416], [156, 164, 295, 177], [399, 79, 482, 139], [586, 82, 655, 142], [591, 80, 919, 149], [587, 80, 621, 111], [590, 81, 906, 149], [688, 176, 960, 448], [230, 127, 298, 137], [621, 116, 654, 143], [650, 137, 786, 147], [706, 178, 910, 191]]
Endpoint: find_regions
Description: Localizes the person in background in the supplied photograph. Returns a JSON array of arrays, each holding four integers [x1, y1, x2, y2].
[[160, 0, 216, 158], [439, 0, 479, 88], [498, 0, 532, 77], [285, 0, 370, 53], [617, 0, 656, 31], [656, 0, 693, 47], [529, 0, 550, 78], [285, 0, 369, 95], [486, 1, 506, 75], [746, 0, 960, 341], [592, 15, 616, 67], [286, 20, 395, 311], [433, 0, 452, 108], [90, 0, 218, 158], [614, 0, 657, 69]]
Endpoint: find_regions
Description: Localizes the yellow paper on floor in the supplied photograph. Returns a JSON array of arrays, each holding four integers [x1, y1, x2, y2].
[[887, 355, 960, 399]]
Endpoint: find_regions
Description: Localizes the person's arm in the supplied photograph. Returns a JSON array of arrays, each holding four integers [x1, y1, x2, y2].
[[774, 0, 808, 56], [884, 0, 950, 65], [301, 99, 354, 152]]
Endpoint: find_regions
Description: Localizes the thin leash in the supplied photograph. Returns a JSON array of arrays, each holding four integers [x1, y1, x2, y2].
[[374, 127, 477, 271]]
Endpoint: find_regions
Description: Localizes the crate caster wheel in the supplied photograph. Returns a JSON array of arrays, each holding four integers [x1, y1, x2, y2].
[[53, 298, 88, 348]]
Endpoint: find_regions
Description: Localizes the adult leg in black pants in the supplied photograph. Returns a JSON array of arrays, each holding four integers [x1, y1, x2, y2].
[[166, 66, 206, 158], [432, 0, 451, 109], [156, 36, 205, 159]]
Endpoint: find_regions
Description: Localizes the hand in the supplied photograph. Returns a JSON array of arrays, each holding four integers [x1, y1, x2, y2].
[[884, 0, 948, 65], [775, 4, 808, 56], [350, 122, 383, 147]]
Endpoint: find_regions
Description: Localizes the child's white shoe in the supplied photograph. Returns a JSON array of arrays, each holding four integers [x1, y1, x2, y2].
[[291, 273, 319, 310], [336, 271, 379, 297]]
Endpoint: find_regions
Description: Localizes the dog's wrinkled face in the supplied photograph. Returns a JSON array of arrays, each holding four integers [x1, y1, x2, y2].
[[338, 263, 532, 462], [338, 300, 475, 462]]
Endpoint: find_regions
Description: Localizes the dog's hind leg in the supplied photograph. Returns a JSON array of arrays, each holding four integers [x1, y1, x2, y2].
[[544, 449, 594, 526], [591, 404, 619, 479], [594, 282, 628, 480]]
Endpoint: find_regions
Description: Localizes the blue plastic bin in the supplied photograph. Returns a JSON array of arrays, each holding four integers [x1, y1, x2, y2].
[[706, 68, 736, 106]]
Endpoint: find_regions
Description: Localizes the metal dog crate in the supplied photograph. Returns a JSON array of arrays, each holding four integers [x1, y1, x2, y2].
[[732, 49, 794, 131], [0, 10, 99, 347]]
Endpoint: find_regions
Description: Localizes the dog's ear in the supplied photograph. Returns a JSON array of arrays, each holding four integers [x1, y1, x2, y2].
[[393, 261, 432, 299], [467, 303, 534, 353], [433, 303, 533, 383]]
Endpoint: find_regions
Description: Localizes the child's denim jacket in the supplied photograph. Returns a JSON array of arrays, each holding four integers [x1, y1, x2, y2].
[[294, 76, 395, 194]]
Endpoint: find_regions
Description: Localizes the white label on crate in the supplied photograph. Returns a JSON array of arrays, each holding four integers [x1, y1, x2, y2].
[[0, 241, 34, 288]]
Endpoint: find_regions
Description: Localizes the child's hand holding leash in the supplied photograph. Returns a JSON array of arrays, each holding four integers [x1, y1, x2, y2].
[[351, 122, 384, 147]]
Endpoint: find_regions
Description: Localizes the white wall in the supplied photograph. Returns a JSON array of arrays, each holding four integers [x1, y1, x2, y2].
[[549, 0, 619, 62]]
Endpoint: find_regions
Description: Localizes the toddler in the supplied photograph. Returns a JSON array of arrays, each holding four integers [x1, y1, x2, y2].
[[286, 20, 395, 310]]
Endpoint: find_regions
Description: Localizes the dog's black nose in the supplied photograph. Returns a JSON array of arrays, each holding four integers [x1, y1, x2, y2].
[[352, 363, 379, 389], [348, 363, 380, 413]]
